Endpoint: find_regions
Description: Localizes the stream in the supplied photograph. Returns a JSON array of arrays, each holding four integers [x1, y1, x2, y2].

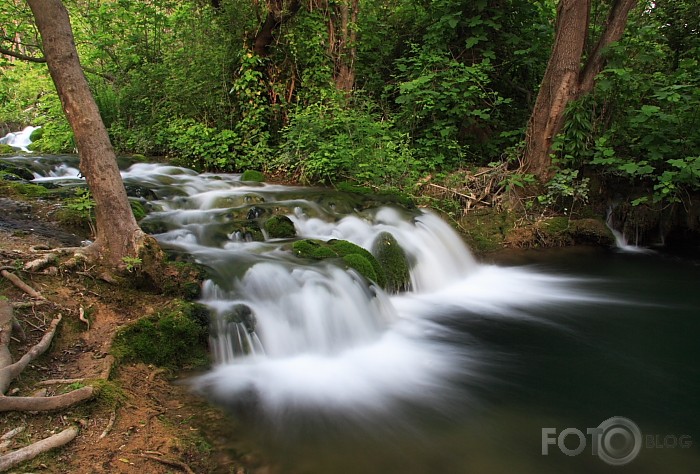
[[3, 153, 700, 473]]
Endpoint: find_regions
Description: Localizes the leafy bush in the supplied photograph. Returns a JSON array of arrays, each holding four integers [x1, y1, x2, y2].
[[278, 98, 417, 188]]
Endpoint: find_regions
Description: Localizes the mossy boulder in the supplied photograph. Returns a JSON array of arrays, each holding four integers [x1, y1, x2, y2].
[[240, 170, 265, 182], [263, 215, 296, 239], [0, 144, 17, 154], [112, 300, 209, 369], [292, 239, 388, 289], [371, 232, 411, 293]]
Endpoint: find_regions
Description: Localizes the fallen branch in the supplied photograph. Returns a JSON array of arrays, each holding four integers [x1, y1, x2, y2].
[[138, 453, 195, 474], [0, 426, 79, 472], [0, 270, 44, 300], [0, 386, 94, 412], [0, 314, 62, 394]]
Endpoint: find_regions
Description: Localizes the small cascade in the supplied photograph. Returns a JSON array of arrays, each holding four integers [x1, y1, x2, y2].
[[111, 162, 605, 417], [605, 206, 653, 253], [0, 126, 40, 152]]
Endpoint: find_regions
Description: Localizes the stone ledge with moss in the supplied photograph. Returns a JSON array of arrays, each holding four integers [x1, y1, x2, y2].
[[240, 170, 265, 182]]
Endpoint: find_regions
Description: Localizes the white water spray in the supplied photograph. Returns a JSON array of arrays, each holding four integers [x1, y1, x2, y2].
[[0, 126, 40, 153]]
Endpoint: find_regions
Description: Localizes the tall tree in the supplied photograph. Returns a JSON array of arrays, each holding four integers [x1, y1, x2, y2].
[[523, 0, 637, 180], [329, 0, 358, 93], [26, 0, 145, 267]]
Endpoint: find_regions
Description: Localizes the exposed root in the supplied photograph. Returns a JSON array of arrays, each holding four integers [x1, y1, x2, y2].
[[0, 386, 94, 412], [0, 426, 79, 472], [23, 253, 57, 273], [36, 378, 85, 386], [79, 306, 90, 330], [99, 410, 117, 440], [0, 312, 62, 394], [138, 453, 195, 474], [0, 270, 44, 300]]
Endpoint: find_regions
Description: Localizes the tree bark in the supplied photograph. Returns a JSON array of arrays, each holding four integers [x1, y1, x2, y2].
[[523, 0, 637, 181], [331, 0, 358, 93], [26, 0, 144, 267], [252, 0, 301, 57]]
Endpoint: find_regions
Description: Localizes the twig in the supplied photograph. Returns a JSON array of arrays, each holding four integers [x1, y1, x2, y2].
[[138, 454, 196, 474], [11, 301, 50, 309]]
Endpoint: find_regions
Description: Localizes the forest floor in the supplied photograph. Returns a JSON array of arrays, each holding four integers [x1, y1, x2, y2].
[[0, 196, 270, 474]]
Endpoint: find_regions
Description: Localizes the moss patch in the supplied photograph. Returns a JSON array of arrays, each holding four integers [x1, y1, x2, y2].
[[292, 238, 392, 289], [240, 170, 265, 182], [111, 301, 209, 369], [263, 215, 296, 239], [371, 232, 411, 293]]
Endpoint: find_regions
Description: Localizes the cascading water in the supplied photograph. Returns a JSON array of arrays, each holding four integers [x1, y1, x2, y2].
[[0, 126, 40, 153], [7, 156, 700, 472], [120, 163, 604, 420]]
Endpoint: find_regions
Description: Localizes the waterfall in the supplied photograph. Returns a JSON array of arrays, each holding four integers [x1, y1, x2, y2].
[[0, 126, 40, 152], [118, 163, 603, 418], [605, 206, 653, 254]]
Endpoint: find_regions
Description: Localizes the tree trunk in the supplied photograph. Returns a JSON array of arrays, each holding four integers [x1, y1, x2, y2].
[[27, 0, 144, 267], [331, 0, 358, 93], [252, 0, 301, 57], [523, 0, 637, 181]]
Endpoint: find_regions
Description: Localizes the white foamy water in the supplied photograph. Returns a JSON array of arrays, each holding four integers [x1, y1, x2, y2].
[[113, 163, 608, 418], [0, 126, 39, 152]]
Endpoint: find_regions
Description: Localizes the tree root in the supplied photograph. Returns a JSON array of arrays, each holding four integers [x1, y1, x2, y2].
[[0, 386, 94, 412], [0, 312, 62, 394], [0, 270, 44, 300], [99, 410, 116, 439], [0, 426, 79, 472], [138, 453, 195, 474]]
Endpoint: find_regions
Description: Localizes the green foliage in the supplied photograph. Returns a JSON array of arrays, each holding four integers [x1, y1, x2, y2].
[[112, 301, 209, 369], [278, 98, 417, 188], [538, 169, 590, 216], [121, 256, 142, 272]]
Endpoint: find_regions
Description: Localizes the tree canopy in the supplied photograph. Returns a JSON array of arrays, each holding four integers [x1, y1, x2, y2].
[[1, 0, 699, 207]]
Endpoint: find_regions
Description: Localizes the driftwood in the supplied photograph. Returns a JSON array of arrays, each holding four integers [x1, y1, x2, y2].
[[0, 426, 79, 472]]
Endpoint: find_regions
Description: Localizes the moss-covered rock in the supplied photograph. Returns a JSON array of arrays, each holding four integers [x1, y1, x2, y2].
[[240, 170, 265, 182], [263, 215, 296, 239], [342, 254, 378, 283], [111, 300, 209, 369], [292, 238, 390, 289], [130, 200, 147, 220], [371, 232, 411, 293]]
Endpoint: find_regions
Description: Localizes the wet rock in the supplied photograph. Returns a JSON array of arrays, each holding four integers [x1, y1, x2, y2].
[[371, 232, 411, 293], [263, 215, 296, 239]]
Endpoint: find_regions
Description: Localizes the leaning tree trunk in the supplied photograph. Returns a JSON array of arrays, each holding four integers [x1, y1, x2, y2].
[[523, 0, 637, 181], [27, 0, 144, 267]]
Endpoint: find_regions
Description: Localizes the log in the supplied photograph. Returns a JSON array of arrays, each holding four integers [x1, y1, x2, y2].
[[0, 426, 78, 472]]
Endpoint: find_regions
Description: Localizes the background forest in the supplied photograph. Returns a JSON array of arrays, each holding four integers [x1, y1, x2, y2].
[[1, 0, 699, 219]]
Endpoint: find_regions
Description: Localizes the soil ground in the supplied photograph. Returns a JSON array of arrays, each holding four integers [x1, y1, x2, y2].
[[0, 196, 270, 474]]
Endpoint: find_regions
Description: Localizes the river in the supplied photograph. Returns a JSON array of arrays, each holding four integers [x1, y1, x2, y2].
[[3, 153, 699, 473]]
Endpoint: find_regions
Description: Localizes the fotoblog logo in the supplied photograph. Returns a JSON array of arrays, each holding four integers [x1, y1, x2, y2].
[[542, 417, 642, 465]]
